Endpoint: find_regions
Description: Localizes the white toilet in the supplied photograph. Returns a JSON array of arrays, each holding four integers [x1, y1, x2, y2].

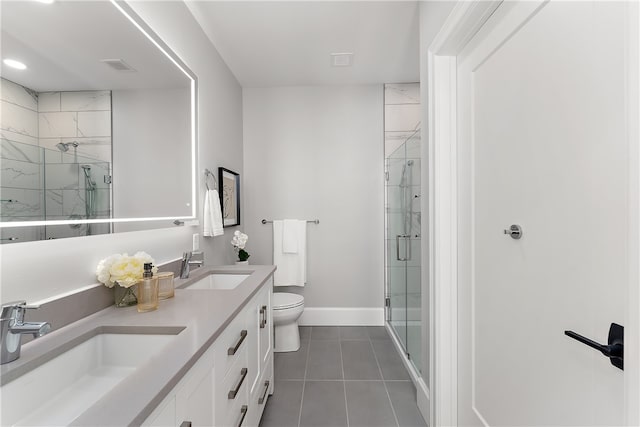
[[272, 292, 305, 352]]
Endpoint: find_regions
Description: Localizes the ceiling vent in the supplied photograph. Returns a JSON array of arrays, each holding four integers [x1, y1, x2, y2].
[[330, 53, 354, 67], [100, 59, 136, 72]]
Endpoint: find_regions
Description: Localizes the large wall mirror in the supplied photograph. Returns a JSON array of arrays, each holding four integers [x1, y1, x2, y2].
[[0, 1, 196, 244]]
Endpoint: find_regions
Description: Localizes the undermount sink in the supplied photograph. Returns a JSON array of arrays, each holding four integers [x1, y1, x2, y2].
[[183, 273, 250, 290], [1, 326, 183, 426]]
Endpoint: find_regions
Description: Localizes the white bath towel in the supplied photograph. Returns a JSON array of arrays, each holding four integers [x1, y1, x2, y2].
[[273, 220, 307, 287], [282, 219, 299, 253], [203, 190, 224, 237]]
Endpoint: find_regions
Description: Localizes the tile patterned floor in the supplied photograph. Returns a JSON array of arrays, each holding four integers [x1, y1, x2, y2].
[[259, 326, 427, 427]]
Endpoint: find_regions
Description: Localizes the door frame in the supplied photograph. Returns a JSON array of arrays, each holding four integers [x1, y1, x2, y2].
[[427, 1, 640, 426]]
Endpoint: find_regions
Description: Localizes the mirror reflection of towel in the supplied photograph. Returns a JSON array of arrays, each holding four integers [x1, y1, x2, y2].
[[273, 220, 306, 287]]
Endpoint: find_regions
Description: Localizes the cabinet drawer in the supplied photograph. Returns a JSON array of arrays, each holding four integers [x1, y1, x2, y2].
[[215, 347, 249, 426], [222, 398, 249, 427], [258, 290, 272, 367], [246, 284, 272, 398], [247, 354, 273, 427], [214, 312, 249, 380]]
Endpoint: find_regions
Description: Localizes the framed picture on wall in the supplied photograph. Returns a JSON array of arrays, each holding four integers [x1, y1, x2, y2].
[[218, 167, 240, 227]]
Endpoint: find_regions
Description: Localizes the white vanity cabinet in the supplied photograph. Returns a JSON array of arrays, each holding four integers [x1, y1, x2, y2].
[[245, 280, 274, 427], [143, 333, 216, 427], [179, 349, 216, 426], [143, 277, 274, 427]]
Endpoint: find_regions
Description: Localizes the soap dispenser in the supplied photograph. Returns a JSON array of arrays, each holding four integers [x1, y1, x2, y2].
[[137, 263, 159, 313]]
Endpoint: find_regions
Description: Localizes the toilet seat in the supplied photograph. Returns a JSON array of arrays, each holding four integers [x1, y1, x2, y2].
[[273, 292, 304, 310]]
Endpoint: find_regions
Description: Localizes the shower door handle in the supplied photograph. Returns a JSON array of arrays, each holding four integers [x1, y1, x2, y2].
[[396, 235, 410, 261]]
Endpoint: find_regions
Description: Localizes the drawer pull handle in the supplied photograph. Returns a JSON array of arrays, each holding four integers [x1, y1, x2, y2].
[[180, 422, 192, 427], [260, 305, 267, 328], [237, 405, 248, 427], [228, 368, 248, 399], [258, 380, 270, 404], [228, 330, 248, 355]]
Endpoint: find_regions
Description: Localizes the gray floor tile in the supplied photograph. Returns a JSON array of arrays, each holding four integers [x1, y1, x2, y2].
[[310, 326, 339, 340], [385, 381, 427, 427], [339, 326, 369, 340], [371, 340, 410, 380], [299, 381, 348, 427], [264, 323, 421, 427], [341, 340, 381, 380], [306, 340, 343, 380], [345, 381, 397, 427], [275, 339, 309, 380], [367, 326, 391, 340], [300, 326, 311, 339], [260, 380, 304, 427]]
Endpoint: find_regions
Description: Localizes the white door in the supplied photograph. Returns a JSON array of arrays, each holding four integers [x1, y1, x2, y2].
[[456, 1, 632, 425]]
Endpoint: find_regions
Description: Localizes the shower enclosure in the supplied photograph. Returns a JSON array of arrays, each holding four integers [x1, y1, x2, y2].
[[0, 139, 111, 242], [385, 130, 422, 373]]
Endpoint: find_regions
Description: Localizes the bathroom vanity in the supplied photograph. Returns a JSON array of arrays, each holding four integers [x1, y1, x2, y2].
[[0, 265, 275, 427], [144, 268, 274, 427]]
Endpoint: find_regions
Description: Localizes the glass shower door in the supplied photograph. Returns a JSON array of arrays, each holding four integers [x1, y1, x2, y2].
[[385, 131, 421, 372], [386, 141, 408, 351]]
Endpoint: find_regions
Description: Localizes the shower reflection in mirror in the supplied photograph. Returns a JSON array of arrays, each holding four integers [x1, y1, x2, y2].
[[0, 0, 195, 244], [0, 82, 113, 242]]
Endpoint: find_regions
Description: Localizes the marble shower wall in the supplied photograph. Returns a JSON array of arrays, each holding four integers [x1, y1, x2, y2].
[[0, 78, 112, 242], [38, 89, 112, 240], [0, 79, 44, 243], [38, 90, 112, 162], [384, 83, 420, 158]]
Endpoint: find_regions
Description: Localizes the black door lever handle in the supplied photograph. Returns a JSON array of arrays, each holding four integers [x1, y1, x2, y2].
[[564, 323, 624, 370], [564, 331, 622, 358]]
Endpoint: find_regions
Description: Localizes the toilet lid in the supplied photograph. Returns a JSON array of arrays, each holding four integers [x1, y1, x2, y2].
[[273, 292, 304, 310]]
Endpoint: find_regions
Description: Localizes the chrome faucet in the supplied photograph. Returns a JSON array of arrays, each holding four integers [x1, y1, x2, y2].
[[179, 251, 204, 279], [1, 301, 51, 364]]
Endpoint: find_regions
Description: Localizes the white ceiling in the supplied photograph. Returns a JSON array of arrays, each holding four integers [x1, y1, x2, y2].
[[186, 1, 420, 87], [1, 1, 188, 92]]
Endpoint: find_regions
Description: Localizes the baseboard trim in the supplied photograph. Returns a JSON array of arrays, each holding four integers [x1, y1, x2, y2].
[[299, 307, 384, 326], [416, 376, 430, 423]]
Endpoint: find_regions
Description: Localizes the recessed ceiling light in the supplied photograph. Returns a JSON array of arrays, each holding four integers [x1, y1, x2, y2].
[[330, 53, 354, 67], [3, 59, 27, 70]]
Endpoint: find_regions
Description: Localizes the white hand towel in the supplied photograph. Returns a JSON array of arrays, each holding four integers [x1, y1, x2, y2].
[[203, 190, 224, 237], [282, 219, 299, 254], [273, 220, 306, 287]]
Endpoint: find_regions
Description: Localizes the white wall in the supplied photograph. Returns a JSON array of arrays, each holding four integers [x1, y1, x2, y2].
[[243, 86, 384, 317], [112, 88, 191, 220], [0, 1, 244, 304]]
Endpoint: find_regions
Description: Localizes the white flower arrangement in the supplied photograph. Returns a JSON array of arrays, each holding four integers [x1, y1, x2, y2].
[[231, 231, 250, 261], [96, 251, 158, 288]]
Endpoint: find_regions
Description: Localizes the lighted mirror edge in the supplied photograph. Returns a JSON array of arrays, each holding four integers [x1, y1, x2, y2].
[[191, 80, 198, 219], [111, 0, 198, 220], [0, 217, 197, 228], [1, 2, 198, 232]]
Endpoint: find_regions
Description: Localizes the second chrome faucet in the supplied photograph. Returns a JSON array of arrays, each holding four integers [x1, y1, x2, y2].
[[179, 251, 204, 279]]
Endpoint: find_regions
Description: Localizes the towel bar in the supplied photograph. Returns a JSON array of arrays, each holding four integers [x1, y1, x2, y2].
[[261, 219, 319, 225], [204, 168, 218, 191]]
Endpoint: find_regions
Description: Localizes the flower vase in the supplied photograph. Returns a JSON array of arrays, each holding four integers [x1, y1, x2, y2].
[[114, 284, 137, 307], [236, 260, 249, 265]]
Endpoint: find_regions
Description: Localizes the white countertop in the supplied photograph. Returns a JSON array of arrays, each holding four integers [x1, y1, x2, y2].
[[0, 264, 276, 426]]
